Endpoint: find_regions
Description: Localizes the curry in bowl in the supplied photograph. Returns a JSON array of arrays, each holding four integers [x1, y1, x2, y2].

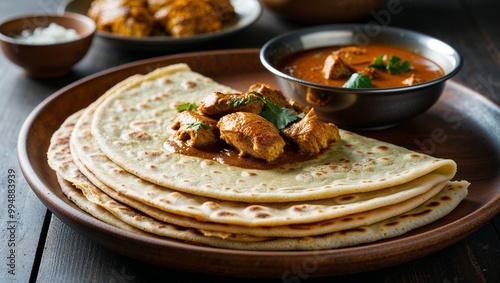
[[277, 44, 444, 89], [260, 24, 462, 129]]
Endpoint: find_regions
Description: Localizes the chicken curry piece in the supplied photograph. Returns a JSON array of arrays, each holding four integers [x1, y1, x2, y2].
[[88, 0, 236, 37], [198, 91, 265, 117], [168, 84, 341, 166], [170, 110, 219, 147], [281, 109, 340, 155], [278, 44, 444, 89], [218, 112, 286, 162]]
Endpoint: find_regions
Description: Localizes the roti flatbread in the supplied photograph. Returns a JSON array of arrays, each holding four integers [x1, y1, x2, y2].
[[56, 171, 469, 250], [69, 103, 451, 227], [48, 110, 450, 237], [56, 174, 148, 235]]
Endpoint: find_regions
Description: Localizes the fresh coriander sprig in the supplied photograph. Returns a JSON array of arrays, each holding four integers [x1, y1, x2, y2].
[[260, 99, 299, 130], [342, 73, 373, 88], [369, 55, 411, 74], [386, 56, 411, 74], [247, 91, 299, 129]]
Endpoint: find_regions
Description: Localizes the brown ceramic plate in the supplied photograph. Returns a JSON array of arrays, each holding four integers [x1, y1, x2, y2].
[[17, 49, 500, 278]]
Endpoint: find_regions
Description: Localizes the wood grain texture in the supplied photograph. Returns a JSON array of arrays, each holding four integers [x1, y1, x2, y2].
[[0, 55, 57, 283]]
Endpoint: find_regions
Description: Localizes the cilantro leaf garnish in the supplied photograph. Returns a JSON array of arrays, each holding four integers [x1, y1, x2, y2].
[[247, 91, 299, 129], [386, 56, 411, 74], [369, 55, 386, 70], [176, 102, 198, 112], [369, 55, 411, 74], [342, 73, 373, 88], [260, 99, 299, 130]]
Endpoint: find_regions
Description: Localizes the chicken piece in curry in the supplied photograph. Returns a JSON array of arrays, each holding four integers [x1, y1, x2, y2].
[[281, 109, 340, 154], [170, 110, 219, 147], [198, 91, 264, 117], [322, 54, 357, 80], [248, 83, 311, 114], [402, 74, 424, 86], [169, 84, 341, 163], [218, 112, 286, 162], [248, 83, 292, 109]]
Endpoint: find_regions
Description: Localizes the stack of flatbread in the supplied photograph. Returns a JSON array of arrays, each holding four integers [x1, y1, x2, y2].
[[47, 63, 469, 250]]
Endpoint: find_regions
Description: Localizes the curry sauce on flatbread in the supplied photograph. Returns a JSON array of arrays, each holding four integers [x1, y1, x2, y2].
[[164, 139, 319, 170]]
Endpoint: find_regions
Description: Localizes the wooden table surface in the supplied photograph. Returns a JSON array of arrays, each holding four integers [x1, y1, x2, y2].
[[1, 0, 499, 282]]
